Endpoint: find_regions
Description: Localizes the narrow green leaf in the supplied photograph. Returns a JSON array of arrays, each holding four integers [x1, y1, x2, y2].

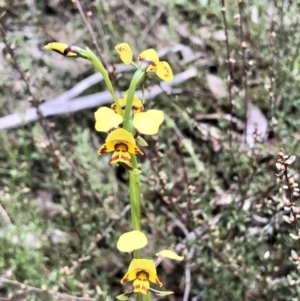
[[129, 168, 142, 175], [116, 293, 130, 300], [136, 136, 148, 146]]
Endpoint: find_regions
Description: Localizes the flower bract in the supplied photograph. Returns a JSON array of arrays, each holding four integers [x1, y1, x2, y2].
[[98, 128, 143, 164], [121, 259, 162, 295]]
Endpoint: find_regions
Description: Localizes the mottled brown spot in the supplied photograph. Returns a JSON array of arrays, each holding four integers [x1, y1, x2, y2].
[[134, 147, 143, 155], [64, 45, 71, 56], [110, 154, 120, 163], [120, 154, 131, 163], [115, 143, 128, 152], [133, 105, 144, 113], [117, 46, 125, 52], [136, 271, 149, 280], [138, 56, 157, 70], [99, 146, 107, 154], [133, 283, 148, 293]]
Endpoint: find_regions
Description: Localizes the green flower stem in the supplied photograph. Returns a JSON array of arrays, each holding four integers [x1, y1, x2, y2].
[[122, 68, 148, 301], [123, 69, 145, 130], [129, 170, 141, 231], [145, 293, 151, 301], [125, 71, 148, 301], [70, 46, 89, 59], [124, 70, 145, 240], [85, 47, 123, 115]]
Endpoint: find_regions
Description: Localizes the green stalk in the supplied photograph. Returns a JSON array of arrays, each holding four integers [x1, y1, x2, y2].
[[86, 47, 123, 115], [129, 170, 141, 230], [123, 69, 145, 130], [124, 69, 147, 301], [124, 70, 144, 234], [123, 68, 145, 233]]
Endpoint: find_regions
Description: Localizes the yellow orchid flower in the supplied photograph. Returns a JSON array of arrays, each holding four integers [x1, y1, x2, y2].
[[110, 95, 164, 135], [117, 231, 183, 296], [121, 259, 162, 295], [94, 98, 163, 136], [98, 128, 143, 164], [115, 43, 173, 82], [94, 107, 123, 132]]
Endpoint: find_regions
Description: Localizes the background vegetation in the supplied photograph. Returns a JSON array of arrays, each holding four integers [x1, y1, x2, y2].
[[1, 0, 300, 300]]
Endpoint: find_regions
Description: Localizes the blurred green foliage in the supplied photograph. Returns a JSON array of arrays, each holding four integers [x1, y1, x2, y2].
[[1, 0, 300, 300]]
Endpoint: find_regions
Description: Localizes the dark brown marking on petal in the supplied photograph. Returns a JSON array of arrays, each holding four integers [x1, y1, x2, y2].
[[133, 283, 149, 293], [136, 271, 149, 279], [132, 106, 144, 113], [134, 147, 143, 155], [52, 49, 65, 56], [121, 276, 129, 283], [99, 146, 108, 153], [110, 153, 120, 163], [138, 56, 157, 67], [120, 154, 131, 163], [117, 46, 129, 53], [115, 143, 128, 152], [64, 45, 71, 56]]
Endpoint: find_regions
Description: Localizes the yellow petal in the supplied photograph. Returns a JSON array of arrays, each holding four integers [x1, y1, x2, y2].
[[156, 61, 173, 82], [98, 141, 115, 154], [111, 95, 143, 115], [110, 150, 131, 165], [156, 250, 184, 261], [104, 129, 143, 155], [117, 230, 148, 252], [132, 95, 144, 114], [111, 98, 127, 115], [106, 128, 135, 145], [128, 144, 144, 155], [133, 278, 150, 295], [44, 42, 78, 57], [133, 110, 164, 135], [115, 43, 133, 64], [138, 49, 159, 71], [95, 107, 123, 132]]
